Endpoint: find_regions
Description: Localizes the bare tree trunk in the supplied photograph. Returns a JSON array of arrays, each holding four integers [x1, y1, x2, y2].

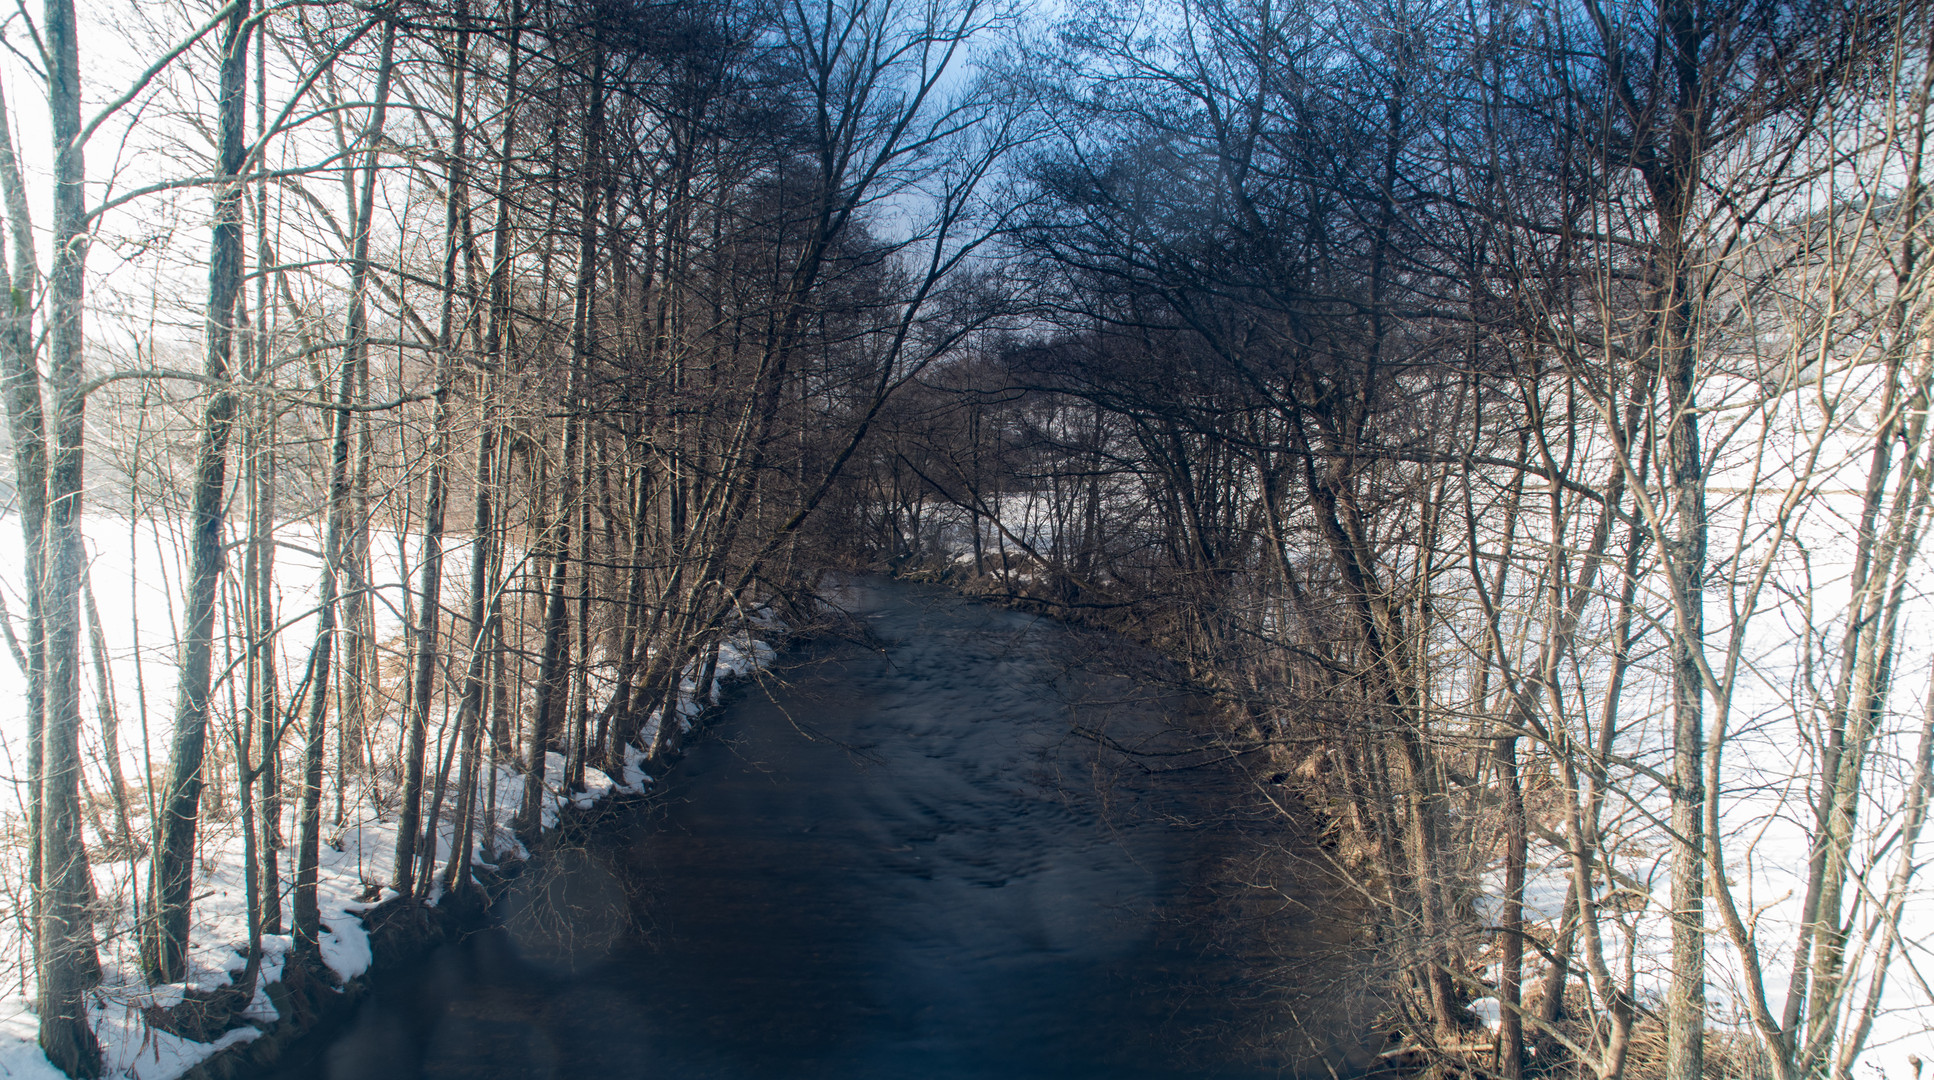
[[37, 0, 102, 1070], [517, 414, 579, 836], [446, 388, 499, 891], [340, 362, 375, 823], [600, 451, 652, 769], [250, 15, 281, 935], [82, 575, 135, 853], [569, 442, 593, 792], [247, 405, 281, 938], [1659, 175, 1708, 1080], [395, 10, 469, 895], [295, 19, 396, 959], [147, 0, 251, 982], [0, 77, 46, 964], [1497, 731, 1526, 1080], [477, 0, 522, 777], [518, 43, 602, 827], [415, 699, 463, 894]]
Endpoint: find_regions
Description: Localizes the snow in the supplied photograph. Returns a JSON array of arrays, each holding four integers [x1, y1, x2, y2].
[[319, 912, 374, 984], [1447, 379, 1934, 1076], [0, 1006, 258, 1080], [618, 743, 653, 790], [0, 513, 780, 1079], [108, 1010, 259, 1080]]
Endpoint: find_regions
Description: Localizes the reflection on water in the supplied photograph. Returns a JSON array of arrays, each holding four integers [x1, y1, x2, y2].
[[268, 578, 1379, 1079]]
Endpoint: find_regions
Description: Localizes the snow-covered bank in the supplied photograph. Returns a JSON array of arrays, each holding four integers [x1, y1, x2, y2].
[[0, 514, 783, 1079]]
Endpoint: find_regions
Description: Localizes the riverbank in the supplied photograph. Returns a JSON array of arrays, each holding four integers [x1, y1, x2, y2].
[[169, 792, 625, 1080], [0, 513, 784, 1080], [219, 577, 1384, 1080], [151, 635, 786, 1080]]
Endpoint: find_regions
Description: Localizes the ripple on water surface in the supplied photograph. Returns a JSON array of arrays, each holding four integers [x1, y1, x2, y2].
[[270, 578, 1380, 1080]]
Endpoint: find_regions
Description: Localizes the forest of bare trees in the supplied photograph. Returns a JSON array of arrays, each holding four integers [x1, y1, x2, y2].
[[0, 0, 1929, 1076]]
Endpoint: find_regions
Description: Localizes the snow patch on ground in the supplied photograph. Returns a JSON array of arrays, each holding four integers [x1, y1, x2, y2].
[[0, 514, 782, 1079]]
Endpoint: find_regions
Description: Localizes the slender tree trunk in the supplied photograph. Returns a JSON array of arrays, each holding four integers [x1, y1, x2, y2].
[[478, 0, 522, 772], [37, 0, 102, 1070], [82, 576, 134, 853], [340, 357, 376, 820], [518, 46, 602, 826], [1660, 204, 1707, 1080], [0, 77, 46, 964], [250, 21, 282, 928], [1531, 876, 1578, 1044], [569, 444, 593, 791], [247, 402, 280, 937], [1497, 732, 1526, 1079], [295, 20, 396, 959], [600, 451, 652, 769], [229, 706, 264, 1006], [242, 12, 280, 936], [517, 415, 579, 836], [147, 0, 251, 982], [394, 12, 469, 895], [415, 698, 463, 893]]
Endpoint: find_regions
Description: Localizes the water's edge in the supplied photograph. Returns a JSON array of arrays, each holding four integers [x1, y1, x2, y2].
[[175, 795, 652, 1080], [205, 577, 1384, 1079]]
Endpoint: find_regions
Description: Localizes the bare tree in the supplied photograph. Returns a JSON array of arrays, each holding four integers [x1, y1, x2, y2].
[[146, 0, 251, 984]]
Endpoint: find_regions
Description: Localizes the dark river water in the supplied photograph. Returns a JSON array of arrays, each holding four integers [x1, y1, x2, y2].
[[271, 578, 1380, 1079]]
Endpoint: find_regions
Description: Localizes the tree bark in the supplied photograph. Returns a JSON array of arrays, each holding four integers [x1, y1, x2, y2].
[[0, 76, 46, 962], [38, 0, 103, 1070], [295, 19, 396, 959], [1497, 732, 1526, 1080], [147, 0, 251, 983], [394, 8, 469, 895]]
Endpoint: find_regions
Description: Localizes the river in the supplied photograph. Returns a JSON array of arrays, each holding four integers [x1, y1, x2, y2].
[[267, 577, 1380, 1079]]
